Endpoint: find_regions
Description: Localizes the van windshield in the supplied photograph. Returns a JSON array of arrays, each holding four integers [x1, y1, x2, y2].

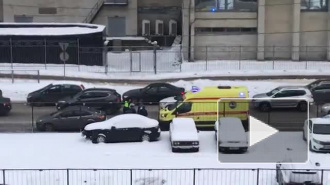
[[313, 124, 330, 134]]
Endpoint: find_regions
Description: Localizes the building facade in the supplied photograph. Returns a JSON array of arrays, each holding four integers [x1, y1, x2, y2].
[[1, 0, 182, 42], [182, 0, 330, 61]]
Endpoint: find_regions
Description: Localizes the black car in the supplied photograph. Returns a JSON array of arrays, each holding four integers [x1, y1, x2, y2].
[[27, 83, 85, 106], [36, 106, 106, 132], [56, 88, 121, 114], [305, 79, 330, 104], [82, 114, 161, 144], [0, 95, 11, 116], [122, 83, 185, 104]]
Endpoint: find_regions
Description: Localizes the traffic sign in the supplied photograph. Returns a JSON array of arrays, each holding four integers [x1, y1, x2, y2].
[[59, 42, 69, 51], [60, 52, 69, 62]]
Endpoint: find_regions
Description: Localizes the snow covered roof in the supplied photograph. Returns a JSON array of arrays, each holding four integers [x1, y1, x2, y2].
[[0, 23, 105, 36], [172, 118, 197, 131]]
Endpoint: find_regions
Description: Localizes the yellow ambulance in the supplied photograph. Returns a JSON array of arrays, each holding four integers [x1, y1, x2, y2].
[[159, 86, 249, 130]]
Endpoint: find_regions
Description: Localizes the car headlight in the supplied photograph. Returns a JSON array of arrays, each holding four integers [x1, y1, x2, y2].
[[193, 141, 199, 145], [58, 101, 66, 103], [313, 138, 321, 144], [161, 114, 167, 118]]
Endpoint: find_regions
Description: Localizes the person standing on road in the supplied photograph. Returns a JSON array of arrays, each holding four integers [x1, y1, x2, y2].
[[125, 103, 136, 114], [123, 98, 131, 113], [137, 100, 148, 117]]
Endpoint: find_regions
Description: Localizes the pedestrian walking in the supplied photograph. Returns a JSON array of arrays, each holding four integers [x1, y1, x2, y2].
[[137, 102, 148, 117]]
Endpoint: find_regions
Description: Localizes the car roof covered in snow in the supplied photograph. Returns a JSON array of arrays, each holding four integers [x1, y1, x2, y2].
[[309, 118, 330, 125], [171, 118, 198, 141], [84, 114, 158, 130], [172, 118, 197, 131]]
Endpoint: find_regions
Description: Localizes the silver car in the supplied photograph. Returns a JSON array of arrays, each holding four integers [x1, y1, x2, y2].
[[252, 86, 313, 112], [320, 103, 330, 116]]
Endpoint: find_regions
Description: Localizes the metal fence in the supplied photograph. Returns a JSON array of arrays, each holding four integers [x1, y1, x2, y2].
[[1, 44, 330, 76], [0, 101, 323, 133], [0, 70, 40, 83], [0, 168, 329, 185]]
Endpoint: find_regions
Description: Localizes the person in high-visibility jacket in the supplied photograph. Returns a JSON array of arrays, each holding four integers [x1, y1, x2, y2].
[[123, 98, 131, 113]]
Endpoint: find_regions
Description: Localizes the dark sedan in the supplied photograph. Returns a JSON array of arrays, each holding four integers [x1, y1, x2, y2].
[[82, 114, 161, 144], [0, 96, 11, 116], [122, 83, 185, 104], [36, 106, 106, 132], [27, 83, 84, 106]]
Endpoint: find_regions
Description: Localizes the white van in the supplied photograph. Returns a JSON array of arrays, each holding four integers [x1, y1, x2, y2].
[[169, 118, 199, 153], [215, 117, 248, 153], [303, 118, 330, 152]]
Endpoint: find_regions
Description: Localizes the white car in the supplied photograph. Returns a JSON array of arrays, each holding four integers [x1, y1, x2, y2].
[[215, 117, 248, 153], [159, 96, 176, 109], [169, 118, 199, 152], [303, 118, 330, 152], [276, 161, 322, 185]]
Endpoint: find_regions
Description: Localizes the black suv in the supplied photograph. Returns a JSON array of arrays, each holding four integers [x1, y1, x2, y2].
[[56, 88, 121, 114], [0, 90, 11, 116], [27, 83, 84, 106], [305, 79, 330, 104]]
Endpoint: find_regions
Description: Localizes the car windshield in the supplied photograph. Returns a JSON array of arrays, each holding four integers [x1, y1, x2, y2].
[[313, 124, 330, 134], [266, 88, 281, 96]]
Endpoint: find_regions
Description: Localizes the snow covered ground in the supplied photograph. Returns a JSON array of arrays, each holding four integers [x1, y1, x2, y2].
[[0, 78, 314, 101], [0, 132, 329, 185]]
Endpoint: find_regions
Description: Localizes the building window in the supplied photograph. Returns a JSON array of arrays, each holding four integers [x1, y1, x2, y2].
[[195, 0, 257, 12], [195, 27, 257, 35], [301, 0, 328, 10], [14, 15, 33, 23], [39, 7, 57, 14]]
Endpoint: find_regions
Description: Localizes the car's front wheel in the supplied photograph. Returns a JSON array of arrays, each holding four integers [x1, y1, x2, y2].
[[44, 123, 54, 132], [259, 102, 271, 112], [141, 134, 150, 142], [94, 135, 106, 144]]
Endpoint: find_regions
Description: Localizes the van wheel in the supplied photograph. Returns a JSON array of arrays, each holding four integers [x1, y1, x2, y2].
[[297, 101, 307, 112], [259, 102, 271, 112]]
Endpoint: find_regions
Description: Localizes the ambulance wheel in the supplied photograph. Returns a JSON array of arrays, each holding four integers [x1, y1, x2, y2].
[[160, 122, 169, 131]]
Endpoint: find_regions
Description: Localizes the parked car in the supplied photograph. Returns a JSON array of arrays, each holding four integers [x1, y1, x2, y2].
[[252, 86, 313, 112], [123, 83, 185, 104], [0, 92, 11, 116], [36, 106, 106, 132], [320, 103, 330, 116], [305, 79, 330, 104], [82, 114, 161, 144], [56, 88, 121, 114], [169, 118, 199, 153], [27, 83, 85, 106], [159, 95, 184, 109], [303, 118, 330, 152], [215, 117, 248, 153], [276, 161, 322, 185]]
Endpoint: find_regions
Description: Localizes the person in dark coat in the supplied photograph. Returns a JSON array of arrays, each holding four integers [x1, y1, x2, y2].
[[137, 102, 148, 117], [125, 103, 136, 114]]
